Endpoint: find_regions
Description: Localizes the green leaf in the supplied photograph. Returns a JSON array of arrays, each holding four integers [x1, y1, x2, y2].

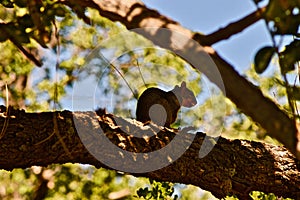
[[18, 14, 35, 29], [264, 0, 300, 35], [291, 85, 300, 101], [14, 0, 27, 8], [279, 39, 300, 74], [136, 187, 149, 198], [1, 0, 14, 8], [254, 46, 276, 74]]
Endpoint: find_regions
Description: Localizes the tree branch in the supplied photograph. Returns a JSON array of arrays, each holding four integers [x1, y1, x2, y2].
[[0, 23, 43, 67], [194, 6, 266, 46], [0, 107, 299, 199], [67, 0, 299, 158]]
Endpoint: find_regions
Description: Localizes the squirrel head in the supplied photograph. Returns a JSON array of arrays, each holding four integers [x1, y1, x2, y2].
[[173, 81, 197, 107]]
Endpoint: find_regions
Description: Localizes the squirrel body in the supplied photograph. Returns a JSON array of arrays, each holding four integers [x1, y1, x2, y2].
[[136, 81, 197, 127]]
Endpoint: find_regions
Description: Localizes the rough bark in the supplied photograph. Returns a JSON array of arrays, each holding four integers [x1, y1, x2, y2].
[[0, 106, 299, 199], [62, 0, 300, 159]]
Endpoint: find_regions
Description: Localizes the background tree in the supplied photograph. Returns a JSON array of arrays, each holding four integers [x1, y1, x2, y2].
[[0, 0, 299, 199]]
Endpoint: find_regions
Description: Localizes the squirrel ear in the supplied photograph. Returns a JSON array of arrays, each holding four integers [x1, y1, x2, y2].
[[180, 81, 187, 94]]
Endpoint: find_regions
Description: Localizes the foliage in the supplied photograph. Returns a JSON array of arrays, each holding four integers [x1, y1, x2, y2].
[[252, 0, 299, 74], [136, 179, 177, 200], [250, 191, 292, 200], [0, 164, 148, 199], [254, 40, 300, 75], [252, 0, 299, 119], [0, 41, 33, 107], [279, 39, 300, 74], [263, 0, 300, 36], [0, 0, 69, 51]]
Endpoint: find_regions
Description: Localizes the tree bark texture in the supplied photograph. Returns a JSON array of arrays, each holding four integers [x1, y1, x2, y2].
[[63, 0, 300, 159], [0, 106, 299, 199]]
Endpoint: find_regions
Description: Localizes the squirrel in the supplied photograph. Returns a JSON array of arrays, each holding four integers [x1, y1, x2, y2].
[[136, 81, 197, 127], [104, 59, 197, 127]]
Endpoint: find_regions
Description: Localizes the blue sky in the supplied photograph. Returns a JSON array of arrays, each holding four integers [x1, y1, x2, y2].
[[142, 0, 271, 72]]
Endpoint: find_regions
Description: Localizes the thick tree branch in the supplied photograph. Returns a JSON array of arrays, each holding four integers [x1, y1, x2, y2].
[[65, 0, 300, 159], [0, 107, 299, 199]]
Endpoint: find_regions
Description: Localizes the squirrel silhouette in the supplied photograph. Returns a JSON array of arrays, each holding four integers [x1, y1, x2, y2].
[[136, 81, 197, 127], [104, 60, 197, 127]]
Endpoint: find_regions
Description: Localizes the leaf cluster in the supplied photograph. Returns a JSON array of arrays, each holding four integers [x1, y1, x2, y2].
[[0, 0, 69, 48], [260, 0, 299, 36], [253, 0, 299, 75], [254, 40, 300, 75], [136, 179, 177, 200]]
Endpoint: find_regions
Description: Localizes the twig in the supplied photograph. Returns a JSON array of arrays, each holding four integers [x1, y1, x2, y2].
[[194, 6, 266, 46], [0, 83, 10, 139]]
